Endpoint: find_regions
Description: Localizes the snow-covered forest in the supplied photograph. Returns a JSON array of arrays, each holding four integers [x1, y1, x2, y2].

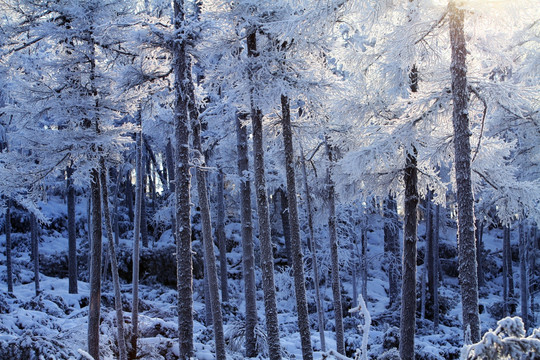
[[0, 0, 539, 359]]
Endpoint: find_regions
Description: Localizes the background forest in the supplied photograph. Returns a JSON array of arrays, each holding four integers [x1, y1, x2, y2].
[[0, 0, 539, 359]]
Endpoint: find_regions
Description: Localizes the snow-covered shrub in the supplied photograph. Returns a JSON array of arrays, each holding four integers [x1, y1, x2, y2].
[[224, 320, 268, 357], [382, 326, 400, 351], [461, 316, 540, 359], [377, 348, 400, 360], [0, 334, 83, 360]]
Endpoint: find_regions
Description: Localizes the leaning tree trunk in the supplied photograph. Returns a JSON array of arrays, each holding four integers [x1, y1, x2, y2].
[[235, 113, 258, 357], [325, 139, 345, 355], [216, 167, 229, 303], [173, 1, 194, 357], [130, 112, 143, 360], [67, 164, 78, 294], [88, 168, 102, 360], [190, 84, 226, 360], [100, 159, 128, 360], [300, 145, 326, 351], [399, 150, 418, 360], [5, 198, 13, 294], [449, 0, 481, 343], [280, 94, 313, 360], [247, 29, 282, 360]]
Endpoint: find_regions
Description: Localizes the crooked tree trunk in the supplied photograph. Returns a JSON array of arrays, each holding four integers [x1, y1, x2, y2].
[[216, 168, 229, 303], [173, 1, 194, 357], [399, 150, 418, 360], [449, 0, 481, 343], [247, 30, 282, 360], [325, 139, 345, 355], [300, 145, 326, 351], [280, 94, 313, 360], [235, 113, 258, 357], [100, 159, 128, 360], [88, 168, 102, 360], [6, 198, 13, 294]]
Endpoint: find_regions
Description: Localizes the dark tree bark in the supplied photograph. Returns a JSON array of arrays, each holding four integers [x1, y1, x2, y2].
[[173, 1, 194, 357], [30, 213, 40, 296], [280, 95, 313, 360], [5, 198, 13, 294], [67, 164, 78, 294], [125, 170, 134, 223], [300, 145, 326, 351], [235, 113, 258, 357], [519, 222, 529, 330], [88, 168, 102, 360], [449, 0, 481, 343], [277, 187, 292, 265], [503, 225, 510, 317], [325, 139, 345, 355], [247, 30, 282, 360], [216, 168, 229, 303], [476, 220, 485, 288], [399, 150, 418, 360], [433, 203, 440, 331], [140, 155, 149, 248], [426, 191, 434, 307], [100, 159, 128, 360]]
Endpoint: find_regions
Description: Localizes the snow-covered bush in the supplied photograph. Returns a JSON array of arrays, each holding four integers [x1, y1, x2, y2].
[[462, 316, 540, 359], [224, 320, 268, 357]]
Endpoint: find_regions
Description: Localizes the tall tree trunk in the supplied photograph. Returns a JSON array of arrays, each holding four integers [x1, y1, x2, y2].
[[400, 150, 418, 360], [449, 0, 481, 343], [300, 145, 326, 352], [100, 159, 128, 360], [247, 30, 282, 360], [507, 227, 515, 299], [280, 94, 313, 360], [140, 156, 149, 248], [216, 168, 229, 303], [88, 168, 102, 360], [433, 203, 440, 331], [361, 228, 368, 301], [325, 138, 345, 355], [235, 113, 258, 357], [113, 168, 122, 247], [125, 170, 134, 223], [519, 221, 529, 330], [384, 195, 400, 308], [67, 164, 78, 294], [190, 87, 226, 360], [173, 1, 194, 357], [503, 225, 510, 317], [130, 112, 143, 359], [5, 198, 13, 294]]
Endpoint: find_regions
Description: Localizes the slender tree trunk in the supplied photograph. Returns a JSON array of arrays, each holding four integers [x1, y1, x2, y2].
[[125, 171, 134, 223], [426, 191, 434, 308], [247, 30, 282, 360], [67, 164, 78, 294], [476, 220, 485, 288], [190, 89, 226, 360], [300, 145, 326, 352], [433, 203, 440, 331], [173, 1, 194, 357], [530, 227, 537, 328], [280, 94, 313, 360], [140, 156, 148, 248], [6, 198, 13, 294], [325, 139, 345, 355], [507, 227, 515, 299], [31, 213, 40, 296], [361, 228, 368, 301], [503, 225, 510, 317], [88, 168, 102, 360], [235, 113, 258, 357], [130, 112, 143, 359], [449, 0, 481, 343], [216, 168, 229, 303], [519, 221, 529, 330], [399, 150, 418, 360], [421, 268, 426, 320], [113, 168, 122, 247], [278, 188, 292, 266], [100, 159, 128, 360], [384, 196, 400, 308], [166, 139, 175, 194]]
